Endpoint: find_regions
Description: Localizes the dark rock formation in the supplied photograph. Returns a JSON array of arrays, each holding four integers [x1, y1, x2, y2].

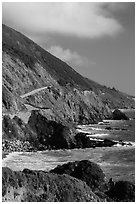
[[2, 167, 101, 202], [50, 160, 135, 202], [2, 160, 135, 202], [112, 109, 129, 120], [105, 126, 112, 130], [101, 139, 117, 147], [50, 160, 105, 191], [28, 110, 76, 149], [106, 180, 135, 202], [2, 111, 76, 151], [2, 112, 118, 152], [74, 133, 92, 148]]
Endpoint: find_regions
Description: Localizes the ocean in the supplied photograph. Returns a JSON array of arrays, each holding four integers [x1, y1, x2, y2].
[[2, 109, 135, 183]]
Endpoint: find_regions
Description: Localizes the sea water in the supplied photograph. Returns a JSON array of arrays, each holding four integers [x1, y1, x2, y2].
[[2, 109, 135, 183]]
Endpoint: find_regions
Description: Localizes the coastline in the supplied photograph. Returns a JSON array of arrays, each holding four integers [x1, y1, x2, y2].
[[2, 112, 135, 202], [2, 144, 135, 183]]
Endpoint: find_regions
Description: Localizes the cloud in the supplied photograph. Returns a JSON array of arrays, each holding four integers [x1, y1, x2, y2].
[[2, 2, 123, 39], [47, 45, 95, 67]]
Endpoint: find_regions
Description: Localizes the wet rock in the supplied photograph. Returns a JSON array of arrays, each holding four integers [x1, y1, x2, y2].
[[102, 139, 117, 147], [74, 133, 92, 148], [105, 126, 112, 130]]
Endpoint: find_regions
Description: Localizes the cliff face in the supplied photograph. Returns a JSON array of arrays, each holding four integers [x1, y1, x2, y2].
[[2, 24, 111, 125], [2, 24, 134, 150]]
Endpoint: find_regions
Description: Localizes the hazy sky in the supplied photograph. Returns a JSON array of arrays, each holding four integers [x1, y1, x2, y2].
[[2, 2, 135, 95]]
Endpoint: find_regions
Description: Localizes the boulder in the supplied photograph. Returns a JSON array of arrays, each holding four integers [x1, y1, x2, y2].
[[28, 110, 76, 149], [102, 139, 117, 147], [74, 132, 92, 148], [50, 160, 105, 191], [112, 109, 129, 120], [2, 167, 101, 202], [106, 180, 135, 202]]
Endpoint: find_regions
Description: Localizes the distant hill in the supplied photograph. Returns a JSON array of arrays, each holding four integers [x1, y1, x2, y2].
[[85, 78, 134, 109]]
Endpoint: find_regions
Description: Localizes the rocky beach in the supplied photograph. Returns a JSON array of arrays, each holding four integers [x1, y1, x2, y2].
[[2, 110, 135, 201]]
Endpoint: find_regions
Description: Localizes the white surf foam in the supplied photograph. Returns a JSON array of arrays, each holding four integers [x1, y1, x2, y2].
[[88, 133, 109, 138]]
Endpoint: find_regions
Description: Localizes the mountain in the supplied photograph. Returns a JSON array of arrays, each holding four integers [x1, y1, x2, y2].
[[2, 24, 134, 150]]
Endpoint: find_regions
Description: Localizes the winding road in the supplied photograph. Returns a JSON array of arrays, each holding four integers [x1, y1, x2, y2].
[[20, 86, 50, 98]]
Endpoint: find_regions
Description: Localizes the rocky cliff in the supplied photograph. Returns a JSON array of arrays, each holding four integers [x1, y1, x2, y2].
[[2, 24, 134, 151], [3, 24, 112, 124]]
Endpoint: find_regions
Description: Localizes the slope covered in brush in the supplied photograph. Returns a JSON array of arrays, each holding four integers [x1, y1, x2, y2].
[[2, 24, 134, 151], [2, 24, 111, 123]]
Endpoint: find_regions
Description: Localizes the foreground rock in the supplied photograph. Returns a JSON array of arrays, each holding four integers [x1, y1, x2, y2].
[[2, 167, 101, 202], [50, 160, 105, 191], [106, 180, 135, 202], [2, 160, 135, 202], [112, 109, 129, 120], [50, 160, 135, 202]]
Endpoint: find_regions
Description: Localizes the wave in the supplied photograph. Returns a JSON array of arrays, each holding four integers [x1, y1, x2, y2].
[[88, 133, 109, 138]]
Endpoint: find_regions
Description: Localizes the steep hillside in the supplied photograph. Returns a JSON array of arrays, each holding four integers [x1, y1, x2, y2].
[[3, 24, 134, 113], [2, 24, 134, 150], [2, 24, 111, 123]]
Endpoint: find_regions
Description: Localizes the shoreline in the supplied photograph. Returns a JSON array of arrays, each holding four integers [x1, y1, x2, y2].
[[2, 152, 10, 160], [2, 146, 135, 185]]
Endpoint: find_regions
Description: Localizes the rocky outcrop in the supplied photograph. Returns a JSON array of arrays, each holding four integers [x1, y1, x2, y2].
[[106, 180, 135, 202], [74, 133, 92, 148], [28, 110, 76, 149], [112, 109, 129, 120], [2, 112, 75, 151], [51, 160, 135, 202], [2, 160, 135, 202], [2, 167, 101, 202], [3, 110, 132, 152], [50, 160, 105, 191]]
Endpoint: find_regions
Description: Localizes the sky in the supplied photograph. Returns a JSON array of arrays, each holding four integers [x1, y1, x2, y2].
[[2, 2, 135, 96]]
